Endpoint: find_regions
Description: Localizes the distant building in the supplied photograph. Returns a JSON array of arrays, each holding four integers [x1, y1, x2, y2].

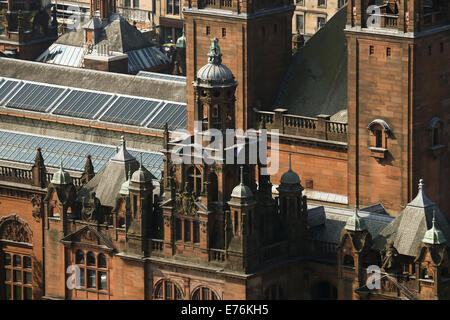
[[36, 0, 171, 74], [0, 0, 58, 59], [292, 0, 348, 40]]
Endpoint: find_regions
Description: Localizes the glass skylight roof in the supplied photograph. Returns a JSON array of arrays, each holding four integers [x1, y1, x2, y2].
[[0, 77, 187, 131], [0, 130, 164, 179]]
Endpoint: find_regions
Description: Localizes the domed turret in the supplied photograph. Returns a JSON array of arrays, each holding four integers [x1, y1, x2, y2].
[[131, 154, 153, 185], [279, 154, 303, 192], [195, 38, 236, 87], [231, 167, 254, 200], [51, 161, 72, 185]]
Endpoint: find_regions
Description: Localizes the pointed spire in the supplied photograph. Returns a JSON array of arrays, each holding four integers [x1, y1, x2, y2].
[[345, 205, 367, 232], [409, 178, 434, 208], [111, 136, 135, 163], [81, 154, 95, 184], [423, 210, 447, 245], [240, 166, 244, 185], [32, 147, 46, 187], [34, 148, 45, 167], [84, 154, 95, 175]]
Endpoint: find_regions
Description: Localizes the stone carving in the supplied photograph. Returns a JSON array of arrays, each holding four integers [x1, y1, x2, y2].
[[0, 220, 31, 243], [81, 192, 102, 222], [175, 182, 197, 216], [31, 194, 43, 221], [381, 240, 400, 273], [81, 229, 98, 243]]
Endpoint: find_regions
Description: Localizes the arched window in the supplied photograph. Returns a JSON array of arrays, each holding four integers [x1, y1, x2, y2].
[[153, 280, 183, 300], [98, 253, 107, 268], [76, 250, 85, 264], [429, 117, 444, 149], [367, 119, 391, 159], [73, 250, 109, 292], [87, 252, 96, 266], [192, 287, 219, 300], [343, 255, 355, 267]]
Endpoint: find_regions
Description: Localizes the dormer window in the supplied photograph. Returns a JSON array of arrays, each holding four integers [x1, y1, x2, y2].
[[367, 119, 391, 159]]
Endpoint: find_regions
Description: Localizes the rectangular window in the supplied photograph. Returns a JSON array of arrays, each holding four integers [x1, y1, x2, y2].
[[234, 211, 239, 234], [375, 130, 383, 148], [369, 45, 374, 55], [133, 0, 139, 8], [98, 271, 107, 290], [176, 218, 182, 241], [433, 127, 440, 146], [87, 270, 96, 288], [184, 220, 191, 242], [317, 17, 326, 30], [222, 28, 226, 38], [193, 221, 200, 243], [386, 47, 391, 57], [338, 0, 347, 8], [296, 15, 304, 33], [318, 0, 326, 7], [296, 0, 304, 5], [2, 252, 33, 300], [206, 26, 211, 35], [167, 0, 180, 15], [124, 0, 131, 7]]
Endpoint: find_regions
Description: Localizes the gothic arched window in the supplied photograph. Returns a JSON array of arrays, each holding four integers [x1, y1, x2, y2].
[[153, 280, 183, 300], [192, 287, 219, 300]]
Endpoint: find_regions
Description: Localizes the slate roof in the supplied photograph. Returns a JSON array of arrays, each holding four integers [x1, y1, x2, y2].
[[307, 205, 394, 245], [0, 57, 186, 103], [77, 138, 156, 207], [37, 14, 171, 74], [275, 6, 348, 121], [373, 181, 450, 257]]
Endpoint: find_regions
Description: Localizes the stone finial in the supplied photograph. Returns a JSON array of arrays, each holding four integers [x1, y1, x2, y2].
[[208, 38, 222, 65]]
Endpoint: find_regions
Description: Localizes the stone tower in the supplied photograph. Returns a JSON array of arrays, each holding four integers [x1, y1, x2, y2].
[[183, 0, 295, 132], [346, 0, 450, 214]]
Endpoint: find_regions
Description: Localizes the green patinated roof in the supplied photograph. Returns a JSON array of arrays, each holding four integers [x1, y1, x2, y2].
[[51, 161, 72, 185], [345, 208, 368, 232], [423, 212, 447, 245], [275, 6, 348, 121]]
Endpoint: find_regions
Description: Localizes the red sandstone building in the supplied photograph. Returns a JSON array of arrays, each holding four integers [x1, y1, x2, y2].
[[0, 0, 449, 300]]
